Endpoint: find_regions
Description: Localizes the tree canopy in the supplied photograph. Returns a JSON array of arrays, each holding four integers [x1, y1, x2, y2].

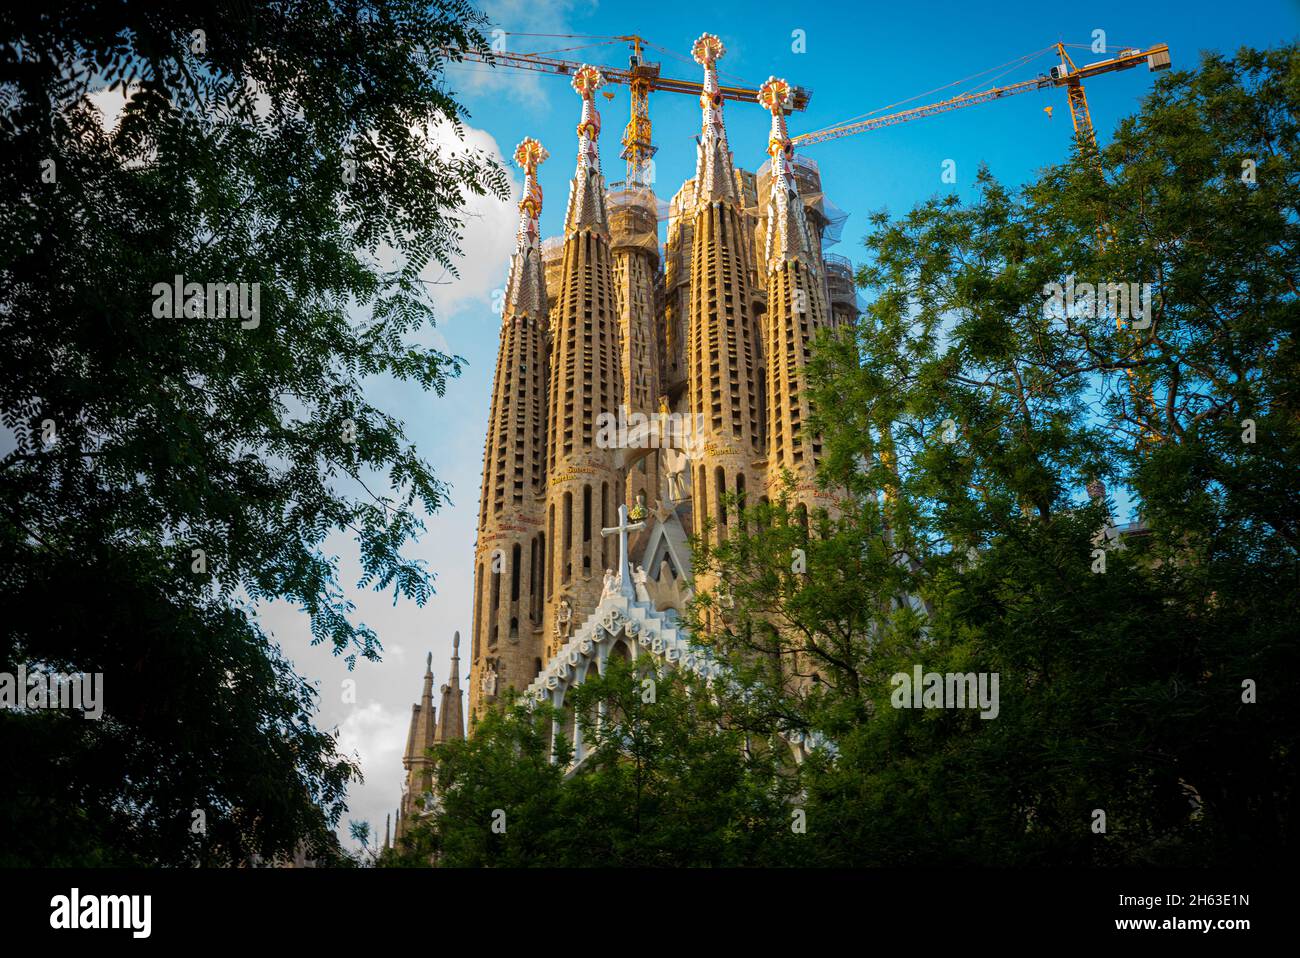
[[0, 0, 506, 865]]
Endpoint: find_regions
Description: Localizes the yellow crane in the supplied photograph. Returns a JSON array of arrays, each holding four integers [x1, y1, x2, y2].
[[792, 42, 1170, 151], [445, 36, 1167, 188], [789, 42, 1171, 448]]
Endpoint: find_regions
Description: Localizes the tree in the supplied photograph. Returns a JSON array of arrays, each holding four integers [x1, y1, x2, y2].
[[691, 44, 1298, 865], [396, 658, 806, 867], [0, 0, 507, 864]]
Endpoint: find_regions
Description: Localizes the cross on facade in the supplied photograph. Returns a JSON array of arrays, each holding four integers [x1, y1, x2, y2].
[[601, 503, 645, 598]]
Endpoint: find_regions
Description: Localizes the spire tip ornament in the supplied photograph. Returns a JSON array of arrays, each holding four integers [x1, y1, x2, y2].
[[571, 63, 605, 98], [691, 33, 737, 206], [757, 76, 794, 115], [691, 33, 725, 67], [503, 136, 549, 317], [760, 75, 814, 268], [564, 64, 609, 234]]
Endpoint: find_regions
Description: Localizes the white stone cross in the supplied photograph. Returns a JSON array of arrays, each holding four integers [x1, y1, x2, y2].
[[601, 503, 645, 598]]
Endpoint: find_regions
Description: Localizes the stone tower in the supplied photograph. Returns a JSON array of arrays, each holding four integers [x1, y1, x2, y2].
[[437, 629, 465, 745], [468, 138, 551, 720], [608, 184, 662, 512], [757, 76, 835, 513], [540, 65, 625, 661], [686, 34, 763, 554], [395, 637, 464, 843]]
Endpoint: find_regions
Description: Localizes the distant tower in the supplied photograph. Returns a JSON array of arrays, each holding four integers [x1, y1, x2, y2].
[[687, 34, 762, 551], [437, 630, 465, 745], [469, 138, 551, 721], [397, 652, 437, 840], [395, 640, 465, 843], [541, 65, 625, 657], [757, 76, 833, 511]]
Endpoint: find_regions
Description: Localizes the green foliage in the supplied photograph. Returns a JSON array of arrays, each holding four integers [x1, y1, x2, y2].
[[395, 660, 806, 867], [0, 1, 507, 864], [697, 44, 1299, 865]]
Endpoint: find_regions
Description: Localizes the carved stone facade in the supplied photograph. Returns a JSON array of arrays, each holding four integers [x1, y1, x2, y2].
[[464, 39, 859, 727]]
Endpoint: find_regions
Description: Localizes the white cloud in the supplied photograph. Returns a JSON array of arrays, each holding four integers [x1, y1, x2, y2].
[[416, 119, 521, 325], [335, 699, 414, 848]]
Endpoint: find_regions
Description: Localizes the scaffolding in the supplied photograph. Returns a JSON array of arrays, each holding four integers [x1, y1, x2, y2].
[[606, 186, 664, 256], [823, 252, 861, 325]]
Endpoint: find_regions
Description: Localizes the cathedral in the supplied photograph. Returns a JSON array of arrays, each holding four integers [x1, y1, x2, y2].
[[391, 33, 858, 839]]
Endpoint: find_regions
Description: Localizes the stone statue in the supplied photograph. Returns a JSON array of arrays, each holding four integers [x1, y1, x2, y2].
[[632, 564, 650, 602], [663, 446, 688, 503], [554, 596, 573, 640], [480, 660, 498, 696], [601, 569, 618, 598]]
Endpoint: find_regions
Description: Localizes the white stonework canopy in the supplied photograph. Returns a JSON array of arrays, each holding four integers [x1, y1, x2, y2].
[[520, 573, 836, 771]]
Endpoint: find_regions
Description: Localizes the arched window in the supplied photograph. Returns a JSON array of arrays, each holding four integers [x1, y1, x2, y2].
[[473, 563, 483, 659], [562, 491, 573, 585], [600, 481, 609, 569], [528, 537, 538, 621], [715, 466, 727, 544], [697, 464, 708, 540], [582, 484, 592, 575], [546, 506, 555, 599]]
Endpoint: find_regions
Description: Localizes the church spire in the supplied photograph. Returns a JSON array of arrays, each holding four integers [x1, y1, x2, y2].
[[691, 33, 737, 206], [541, 60, 624, 660], [409, 652, 435, 758], [758, 77, 815, 269], [564, 65, 609, 235], [437, 631, 465, 743], [757, 77, 831, 492], [503, 137, 549, 318]]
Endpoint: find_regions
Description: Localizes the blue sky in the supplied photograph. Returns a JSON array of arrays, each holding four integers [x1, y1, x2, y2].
[[251, 0, 1298, 850]]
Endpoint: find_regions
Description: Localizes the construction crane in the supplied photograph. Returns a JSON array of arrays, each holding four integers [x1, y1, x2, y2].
[[442, 34, 812, 188], [789, 41, 1170, 447], [792, 42, 1170, 152], [445, 35, 1166, 191]]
